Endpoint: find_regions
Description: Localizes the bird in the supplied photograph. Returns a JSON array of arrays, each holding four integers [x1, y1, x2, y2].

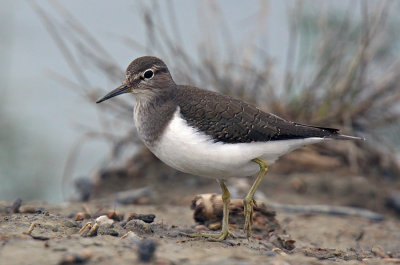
[[96, 56, 363, 241]]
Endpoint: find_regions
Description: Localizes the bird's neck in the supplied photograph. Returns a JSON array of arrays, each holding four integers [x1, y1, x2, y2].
[[133, 89, 178, 147]]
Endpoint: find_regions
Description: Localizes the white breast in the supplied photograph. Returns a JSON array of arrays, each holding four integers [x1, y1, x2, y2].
[[145, 108, 326, 179]]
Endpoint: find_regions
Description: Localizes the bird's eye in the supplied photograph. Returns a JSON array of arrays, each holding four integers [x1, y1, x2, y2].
[[143, 70, 154, 79]]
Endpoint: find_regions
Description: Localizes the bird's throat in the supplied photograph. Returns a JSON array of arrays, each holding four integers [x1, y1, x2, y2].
[[133, 95, 177, 147]]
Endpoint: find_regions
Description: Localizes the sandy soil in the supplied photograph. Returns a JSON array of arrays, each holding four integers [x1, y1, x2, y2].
[[0, 197, 399, 265]]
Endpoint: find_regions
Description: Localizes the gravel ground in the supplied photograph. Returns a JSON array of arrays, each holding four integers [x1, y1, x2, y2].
[[0, 198, 399, 265]]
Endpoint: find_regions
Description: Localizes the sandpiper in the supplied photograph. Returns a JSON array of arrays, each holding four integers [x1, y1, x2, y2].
[[97, 56, 363, 241]]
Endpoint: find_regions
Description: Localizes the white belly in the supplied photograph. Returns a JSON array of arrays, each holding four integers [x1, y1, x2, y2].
[[144, 108, 326, 179]]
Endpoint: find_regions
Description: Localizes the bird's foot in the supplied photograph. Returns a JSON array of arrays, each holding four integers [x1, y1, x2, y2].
[[243, 197, 255, 238], [186, 229, 233, 241]]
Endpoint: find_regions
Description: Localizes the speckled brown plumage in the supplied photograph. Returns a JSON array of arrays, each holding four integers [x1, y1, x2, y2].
[[174, 86, 340, 144]]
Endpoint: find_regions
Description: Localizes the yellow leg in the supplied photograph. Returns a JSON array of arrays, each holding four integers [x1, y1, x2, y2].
[[243, 158, 269, 238], [187, 180, 232, 241], [217, 180, 232, 240]]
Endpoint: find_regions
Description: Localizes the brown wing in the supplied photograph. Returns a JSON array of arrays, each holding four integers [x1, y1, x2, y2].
[[175, 86, 340, 143]]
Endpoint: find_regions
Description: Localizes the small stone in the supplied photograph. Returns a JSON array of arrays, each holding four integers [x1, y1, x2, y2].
[[272, 248, 288, 256], [75, 212, 90, 221], [125, 220, 153, 235], [127, 213, 156, 223], [137, 238, 156, 263], [98, 226, 119, 237], [107, 211, 124, 221], [120, 231, 142, 243], [96, 215, 114, 226]]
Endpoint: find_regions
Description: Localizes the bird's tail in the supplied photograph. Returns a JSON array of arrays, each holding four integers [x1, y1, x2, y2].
[[331, 134, 365, 141]]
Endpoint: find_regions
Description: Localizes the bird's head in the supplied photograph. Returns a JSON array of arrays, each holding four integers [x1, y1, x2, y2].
[[96, 56, 176, 104]]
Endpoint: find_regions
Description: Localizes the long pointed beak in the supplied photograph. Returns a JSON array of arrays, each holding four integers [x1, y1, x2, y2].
[[96, 83, 132, 103]]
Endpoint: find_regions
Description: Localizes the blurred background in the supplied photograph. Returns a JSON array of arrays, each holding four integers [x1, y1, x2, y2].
[[1, 0, 399, 215]]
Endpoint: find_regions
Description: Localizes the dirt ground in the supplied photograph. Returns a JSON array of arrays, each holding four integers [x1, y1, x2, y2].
[[1, 169, 400, 265], [0, 201, 399, 265]]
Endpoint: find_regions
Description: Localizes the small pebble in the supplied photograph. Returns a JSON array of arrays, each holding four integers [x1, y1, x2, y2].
[[125, 220, 153, 235], [96, 215, 114, 226], [272, 248, 288, 256], [137, 238, 156, 263], [75, 212, 91, 221], [98, 227, 119, 237], [120, 231, 142, 243], [108, 211, 124, 221], [127, 213, 156, 223]]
